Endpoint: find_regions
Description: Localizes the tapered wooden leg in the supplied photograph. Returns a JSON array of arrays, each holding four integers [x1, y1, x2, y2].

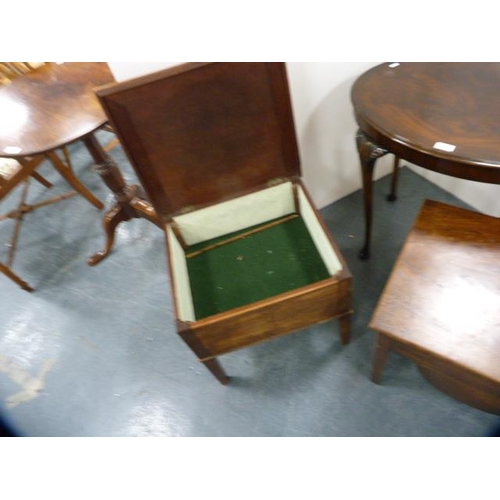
[[30, 171, 53, 188], [355, 130, 389, 260], [0, 263, 33, 292], [46, 151, 103, 209], [203, 358, 230, 385], [338, 314, 351, 345], [372, 333, 391, 384], [387, 156, 401, 202], [6, 180, 29, 267], [87, 204, 129, 266]]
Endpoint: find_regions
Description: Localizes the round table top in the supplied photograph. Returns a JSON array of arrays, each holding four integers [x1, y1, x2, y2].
[[0, 62, 115, 158], [351, 62, 500, 183]]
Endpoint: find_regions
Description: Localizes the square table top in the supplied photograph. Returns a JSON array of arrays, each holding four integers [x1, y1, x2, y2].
[[370, 199, 500, 383]]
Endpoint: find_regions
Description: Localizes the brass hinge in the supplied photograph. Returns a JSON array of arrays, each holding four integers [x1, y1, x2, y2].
[[266, 177, 288, 187]]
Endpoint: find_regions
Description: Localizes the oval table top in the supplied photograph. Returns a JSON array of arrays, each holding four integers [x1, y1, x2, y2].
[[351, 62, 500, 184], [0, 62, 115, 158]]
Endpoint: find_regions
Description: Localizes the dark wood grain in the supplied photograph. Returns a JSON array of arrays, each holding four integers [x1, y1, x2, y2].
[[353, 63, 500, 180], [96, 62, 301, 222], [370, 199, 500, 414], [0, 63, 113, 157], [351, 62, 500, 257], [179, 275, 352, 360]]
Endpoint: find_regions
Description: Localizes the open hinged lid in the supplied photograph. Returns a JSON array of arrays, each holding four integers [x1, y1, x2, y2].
[[96, 62, 301, 221]]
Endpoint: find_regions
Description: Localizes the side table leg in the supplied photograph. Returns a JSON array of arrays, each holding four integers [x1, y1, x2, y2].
[[0, 262, 34, 292], [387, 156, 401, 202], [87, 204, 127, 266], [355, 130, 389, 260], [82, 133, 162, 266]]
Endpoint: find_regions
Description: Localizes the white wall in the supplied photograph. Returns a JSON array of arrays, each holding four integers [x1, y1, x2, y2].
[[286, 62, 393, 208], [106, 62, 393, 209]]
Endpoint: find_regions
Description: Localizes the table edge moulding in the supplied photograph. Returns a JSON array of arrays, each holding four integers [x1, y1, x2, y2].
[[351, 62, 500, 259]]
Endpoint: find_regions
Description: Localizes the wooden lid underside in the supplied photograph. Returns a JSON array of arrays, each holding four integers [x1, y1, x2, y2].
[[97, 62, 301, 220]]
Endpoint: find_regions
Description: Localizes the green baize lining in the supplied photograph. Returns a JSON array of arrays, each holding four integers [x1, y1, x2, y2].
[[186, 215, 330, 320]]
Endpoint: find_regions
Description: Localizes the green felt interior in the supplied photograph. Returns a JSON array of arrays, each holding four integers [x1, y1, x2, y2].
[[186, 216, 330, 320]]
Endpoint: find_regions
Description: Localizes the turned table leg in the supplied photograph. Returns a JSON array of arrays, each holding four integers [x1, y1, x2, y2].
[[82, 132, 163, 266], [355, 130, 389, 260], [88, 204, 128, 266]]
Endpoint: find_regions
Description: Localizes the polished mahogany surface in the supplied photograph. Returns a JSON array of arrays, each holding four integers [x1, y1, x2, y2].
[[0, 62, 150, 268], [352, 62, 500, 183], [370, 200, 500, 413], [97, 62, 300, 220], [0, 62, 114, 157]]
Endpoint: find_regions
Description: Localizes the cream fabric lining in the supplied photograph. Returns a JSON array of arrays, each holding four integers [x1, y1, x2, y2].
[[166, 226, 195, 321], [168, 181, 343, 322], [297, 186, 342, 276], [173, 182, 295, 246]]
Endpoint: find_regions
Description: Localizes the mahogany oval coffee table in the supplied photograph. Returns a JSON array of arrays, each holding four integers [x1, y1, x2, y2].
[[0, 62, 161, 268], [352, 62, 500, 259]]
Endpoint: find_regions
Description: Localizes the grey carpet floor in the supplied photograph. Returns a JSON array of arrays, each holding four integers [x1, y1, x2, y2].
[[1, 134, 498, 436]]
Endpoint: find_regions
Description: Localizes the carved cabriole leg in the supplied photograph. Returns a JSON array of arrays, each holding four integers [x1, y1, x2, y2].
[[85, 135, 159, 227], [82, 133, 162, 266], [87, 204, 128, 266], [387, 156, 401, 202], [355, 130, 389, 260], [338, 314, 351, 345], [371, 333, 391, 384], [202, 358, 230, 385], [88, 155, 136, 265]]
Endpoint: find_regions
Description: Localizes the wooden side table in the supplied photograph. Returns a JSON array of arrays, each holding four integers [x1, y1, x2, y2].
[[0, 62, 161, 274], [370, 200, 500, 415], [352, 63, 500, 259]]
